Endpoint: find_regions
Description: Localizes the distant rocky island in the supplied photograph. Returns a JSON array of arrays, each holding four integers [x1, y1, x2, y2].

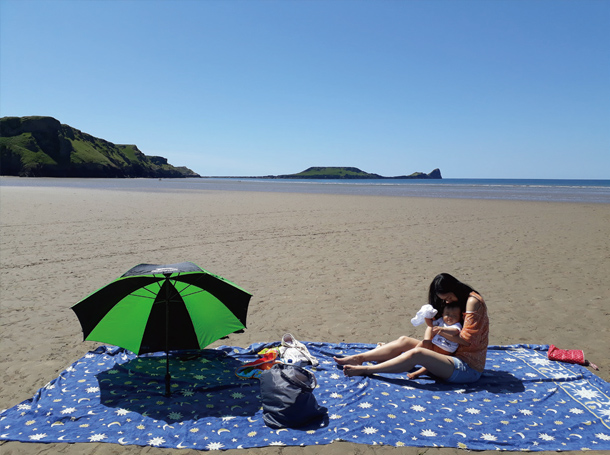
[[222, 166, 442, 180], [0, 116, 200, 178]]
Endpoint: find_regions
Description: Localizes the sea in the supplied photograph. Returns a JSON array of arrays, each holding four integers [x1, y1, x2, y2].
[[1, 177, 609, 204]]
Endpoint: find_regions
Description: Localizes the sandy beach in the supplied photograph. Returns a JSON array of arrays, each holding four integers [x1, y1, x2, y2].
[[1, 184, 609, 455]]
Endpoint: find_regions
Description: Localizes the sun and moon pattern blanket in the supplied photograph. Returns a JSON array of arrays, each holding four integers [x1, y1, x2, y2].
[[1, 342, 609, 451]]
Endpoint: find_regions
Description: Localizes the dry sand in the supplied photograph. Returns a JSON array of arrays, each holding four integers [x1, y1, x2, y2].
[[1, 184, 609, 455]]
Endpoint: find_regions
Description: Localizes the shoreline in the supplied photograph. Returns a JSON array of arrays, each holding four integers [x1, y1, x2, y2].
[[1, 185, 609, 454], [2, 176, 610, 204]]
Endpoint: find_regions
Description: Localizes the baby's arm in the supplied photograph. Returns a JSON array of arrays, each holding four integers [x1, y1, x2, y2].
[[433, 326, 471, 346]]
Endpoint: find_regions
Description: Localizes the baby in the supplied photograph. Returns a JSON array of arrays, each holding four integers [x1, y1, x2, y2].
[[407, 303, 467, 379]]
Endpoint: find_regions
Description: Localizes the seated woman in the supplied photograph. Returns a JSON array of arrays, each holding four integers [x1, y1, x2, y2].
[[334, 273, 489, 384]]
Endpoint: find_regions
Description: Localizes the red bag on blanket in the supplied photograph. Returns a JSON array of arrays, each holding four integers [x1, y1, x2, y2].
[[548, 345, 598, 370]]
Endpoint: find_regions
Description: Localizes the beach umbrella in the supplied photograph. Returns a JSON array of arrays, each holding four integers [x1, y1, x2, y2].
[[72, 262, 251, 396]]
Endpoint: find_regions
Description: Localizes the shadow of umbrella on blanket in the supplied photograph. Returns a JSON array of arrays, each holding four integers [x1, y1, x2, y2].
[[71, 262, 252, 397]]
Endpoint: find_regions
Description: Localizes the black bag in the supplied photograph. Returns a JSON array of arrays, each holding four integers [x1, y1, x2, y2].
[[259, 363, 327, 429]]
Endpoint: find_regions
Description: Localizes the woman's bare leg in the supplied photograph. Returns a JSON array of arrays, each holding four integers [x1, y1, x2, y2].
[[342, 347, 455, 379], [334, 336, 420, 366]]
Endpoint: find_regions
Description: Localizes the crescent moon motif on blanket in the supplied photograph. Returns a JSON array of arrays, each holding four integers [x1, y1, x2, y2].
[[276, 429, 288, 434], [515, 432, 525, 439], [78, 398, 90, 403], [569, 434, 583, 439], [118, 437, 127, 445], [454, 432, 467, 438], [247, 417, 258, 423], [218, 429, 231, 434], [387, 403, 398, 408], [163, 424, 174, 430], [395, 428, 407, 434], [415, 417, 426, 422], [472, 420, 483, 425], [108, 421, 121, 427]]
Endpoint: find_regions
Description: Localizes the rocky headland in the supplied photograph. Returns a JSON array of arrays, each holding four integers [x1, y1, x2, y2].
[[0, 116, 199, 178]]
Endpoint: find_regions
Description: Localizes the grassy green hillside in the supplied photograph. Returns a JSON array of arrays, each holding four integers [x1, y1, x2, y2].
[[0, 116, 199, 178], [289, 167, 381, 178]]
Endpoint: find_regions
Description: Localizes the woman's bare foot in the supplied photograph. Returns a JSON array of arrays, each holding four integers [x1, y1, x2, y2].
[[333, 354, 363, 366], [343, 364, 370, 377]]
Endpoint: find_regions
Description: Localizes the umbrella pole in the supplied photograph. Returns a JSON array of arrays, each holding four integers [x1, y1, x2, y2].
[[165, 351, 171, 397], [164, 273, 171, 397]]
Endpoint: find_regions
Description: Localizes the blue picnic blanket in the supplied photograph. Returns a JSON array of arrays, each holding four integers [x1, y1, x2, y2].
[[1, 342, 609, 451]]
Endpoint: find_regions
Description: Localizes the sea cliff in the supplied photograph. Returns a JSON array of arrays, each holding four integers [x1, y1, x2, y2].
[[0, 116, 199, 178]]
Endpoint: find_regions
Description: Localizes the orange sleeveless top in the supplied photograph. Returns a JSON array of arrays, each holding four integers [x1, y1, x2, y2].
[[454, 292, 489, 372]]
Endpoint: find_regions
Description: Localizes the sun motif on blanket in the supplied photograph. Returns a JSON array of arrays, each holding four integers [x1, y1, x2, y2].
[[574, 387, 602, 400], [28, 433, 47, 440], [149, 437, 165, 446], [88, 433, 107, 442]]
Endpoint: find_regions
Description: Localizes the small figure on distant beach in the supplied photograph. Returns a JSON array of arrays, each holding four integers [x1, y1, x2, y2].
[[334, 273, 489, 384]]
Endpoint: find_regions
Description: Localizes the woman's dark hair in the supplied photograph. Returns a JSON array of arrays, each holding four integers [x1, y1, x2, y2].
[[428, 273, 477, 316]]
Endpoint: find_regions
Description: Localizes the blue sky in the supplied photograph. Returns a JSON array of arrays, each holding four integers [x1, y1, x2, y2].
[[1, 0, 608, 179]]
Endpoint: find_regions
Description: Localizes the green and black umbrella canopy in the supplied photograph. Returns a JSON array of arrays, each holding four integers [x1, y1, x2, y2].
[[72, 262, 251, 396]]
